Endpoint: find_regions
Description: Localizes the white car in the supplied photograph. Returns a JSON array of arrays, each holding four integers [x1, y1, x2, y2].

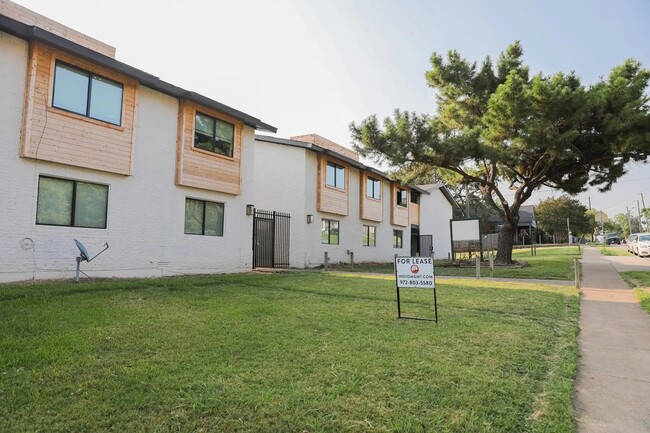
[[633, 233, 650, 257], [627, 233, 639, 254]]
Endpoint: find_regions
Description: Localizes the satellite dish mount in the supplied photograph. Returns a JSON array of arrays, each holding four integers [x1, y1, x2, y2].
[[74, 239, 109, 282]]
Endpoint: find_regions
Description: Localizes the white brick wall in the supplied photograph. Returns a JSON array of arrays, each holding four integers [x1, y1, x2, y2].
[[419, 187, 454, 260], [0, 33, 255, 282], [253, 139, 412, 267]]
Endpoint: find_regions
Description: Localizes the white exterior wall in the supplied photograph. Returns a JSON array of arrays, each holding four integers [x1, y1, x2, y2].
[[419, 187, 453, 260], [0, 32, 255, 282], [253, 139, 410, 267]]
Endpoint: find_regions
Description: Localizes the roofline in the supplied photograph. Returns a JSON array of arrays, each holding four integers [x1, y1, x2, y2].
[[255, 134, 429, 194], [0, 15, 277, 133]]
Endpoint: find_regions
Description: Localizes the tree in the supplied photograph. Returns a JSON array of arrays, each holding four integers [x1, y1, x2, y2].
[[535, 196, 596, 243], [612, 213, 641, 239], [350, 42, 650, 263]]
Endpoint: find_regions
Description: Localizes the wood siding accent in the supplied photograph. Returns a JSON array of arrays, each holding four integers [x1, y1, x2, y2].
[[175, 100, 243, 195], [20, 42, 137, 175], [410, 202, 420, 225], [391, 183, 409, 227], [317, 154, 349, 216], [359, 171, 383, 222]]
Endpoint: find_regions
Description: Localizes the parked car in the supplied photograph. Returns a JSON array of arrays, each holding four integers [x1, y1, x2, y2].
[[605, 235, 620, 245], [627, 233, 639, 253], [632, 233, 650, 257]]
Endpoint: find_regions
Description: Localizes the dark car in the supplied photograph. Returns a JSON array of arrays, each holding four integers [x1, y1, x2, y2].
[[606, 236, 620, 245]]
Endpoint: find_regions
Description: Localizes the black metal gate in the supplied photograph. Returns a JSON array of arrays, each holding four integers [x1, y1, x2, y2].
[[252, 209, 290, 268]]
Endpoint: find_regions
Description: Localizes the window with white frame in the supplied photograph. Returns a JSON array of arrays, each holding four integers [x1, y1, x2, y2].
[[52, 61, 123, 125], [184, 198, 225, 236], [194, 112, 235, 157], [326, 162, 345, 189], [321, 219, 340, 244], [396, 187, 408, 207], [36, 176, 108, 229], [367, 177, 381, 199]]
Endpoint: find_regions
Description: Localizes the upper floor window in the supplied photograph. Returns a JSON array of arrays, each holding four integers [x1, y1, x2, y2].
[[326, 162, 345, 189], [411, 191, 420, 204], [184, 198, 225, 236], [52, 61, 123, 125], [363, 225, 376, 247], [367, 177, 381, 199], [194, 112, 235, 157], [36, 176, 108, 229], [396, 188, 408, 207], [321, 219, 340, 244]]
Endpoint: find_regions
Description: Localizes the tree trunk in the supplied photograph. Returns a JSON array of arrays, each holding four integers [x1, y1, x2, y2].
[[495, 223, 516, 264]]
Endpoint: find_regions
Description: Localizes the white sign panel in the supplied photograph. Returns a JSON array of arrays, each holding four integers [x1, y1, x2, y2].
[[395, 257, 435, 288], [451, 219, 481, 241]]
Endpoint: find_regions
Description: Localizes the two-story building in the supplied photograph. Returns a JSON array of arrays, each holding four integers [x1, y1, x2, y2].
[[0, 1, 275, 282], [252, 134, 455, 267]]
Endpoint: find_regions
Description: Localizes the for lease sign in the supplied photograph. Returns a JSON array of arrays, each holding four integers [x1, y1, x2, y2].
[[395, 257, 435, 288]]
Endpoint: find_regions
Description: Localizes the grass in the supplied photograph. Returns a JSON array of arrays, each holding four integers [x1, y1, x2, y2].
[[329, 246, 582, 280], [0, 273, 579, 432], [599, 246, 632, 256], [620, 271, 650, 314]]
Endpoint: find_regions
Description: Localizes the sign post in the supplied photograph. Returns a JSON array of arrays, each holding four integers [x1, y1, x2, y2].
[[394, 256, 438, 323]]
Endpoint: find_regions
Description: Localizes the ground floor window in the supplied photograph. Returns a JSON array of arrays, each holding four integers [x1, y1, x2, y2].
[[184, 198, 224, 236], [36, 176, 108, 228], [321, 219, 339, 244], [363, 225, 376, 246], [393, 230, 403, 248]]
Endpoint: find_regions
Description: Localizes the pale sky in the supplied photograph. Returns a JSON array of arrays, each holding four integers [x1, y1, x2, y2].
[[13, 0, 650, 219]]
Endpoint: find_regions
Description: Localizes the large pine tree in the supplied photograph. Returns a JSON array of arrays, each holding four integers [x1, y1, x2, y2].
[[350, 42, 650, 263]]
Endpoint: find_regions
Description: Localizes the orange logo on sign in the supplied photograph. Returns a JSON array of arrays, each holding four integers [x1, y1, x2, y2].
[[410, 265, 419, 274]]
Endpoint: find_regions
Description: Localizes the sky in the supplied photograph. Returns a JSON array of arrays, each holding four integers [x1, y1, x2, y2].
[[13, 0, 650, 219]]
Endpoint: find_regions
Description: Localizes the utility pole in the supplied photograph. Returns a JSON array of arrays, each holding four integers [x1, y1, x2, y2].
[[642, 193, 648, 231], [588, 197, 592, 210], [637, 200, 643, 232], [626, 206, 633, 238], [567, 217, 571, 244]]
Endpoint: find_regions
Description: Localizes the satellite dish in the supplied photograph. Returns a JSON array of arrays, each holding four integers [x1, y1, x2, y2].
[[73, 239, 109, 282], [74, 239, 90, 261]]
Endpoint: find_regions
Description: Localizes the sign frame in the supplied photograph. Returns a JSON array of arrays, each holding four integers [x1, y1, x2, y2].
[[394, 256, 438, 323]]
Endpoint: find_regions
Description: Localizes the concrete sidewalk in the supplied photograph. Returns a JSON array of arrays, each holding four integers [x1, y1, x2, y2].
[[574, 246, 650, 433]]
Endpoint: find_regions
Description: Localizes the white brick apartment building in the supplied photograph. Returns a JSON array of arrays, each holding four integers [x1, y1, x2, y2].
[[253, 135, 456, 267], [0, 1, 275, 282]]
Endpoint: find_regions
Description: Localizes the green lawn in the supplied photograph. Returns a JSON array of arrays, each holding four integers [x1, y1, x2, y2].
[[620, 271, 650, 314], [599, 246, 632, 257], [329, 246, 581, 280], [0, 273, 579, 432]]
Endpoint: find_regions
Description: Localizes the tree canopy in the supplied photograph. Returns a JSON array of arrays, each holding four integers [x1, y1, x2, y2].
[[535, 196, 596, 242], [350, 41, 650, 263]]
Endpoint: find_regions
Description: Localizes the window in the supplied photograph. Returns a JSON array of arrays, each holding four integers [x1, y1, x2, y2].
[[363, 225, 376, 247], [52, 61, 123, 125], [184, 198, 224, 236], [321, 219, 340, 244], [411, 191, 420, 204], [396, 188, 408, 207], [393, 230, 403, 248], [194, 112, 235, 157], [367, 177, 381, 199], [36, 176, 108, 228], [326, 162, 345, 189]]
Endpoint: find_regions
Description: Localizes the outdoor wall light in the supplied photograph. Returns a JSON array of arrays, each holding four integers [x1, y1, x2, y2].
[[307, 214, 314, 224], [246, 204, 254, 216]]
